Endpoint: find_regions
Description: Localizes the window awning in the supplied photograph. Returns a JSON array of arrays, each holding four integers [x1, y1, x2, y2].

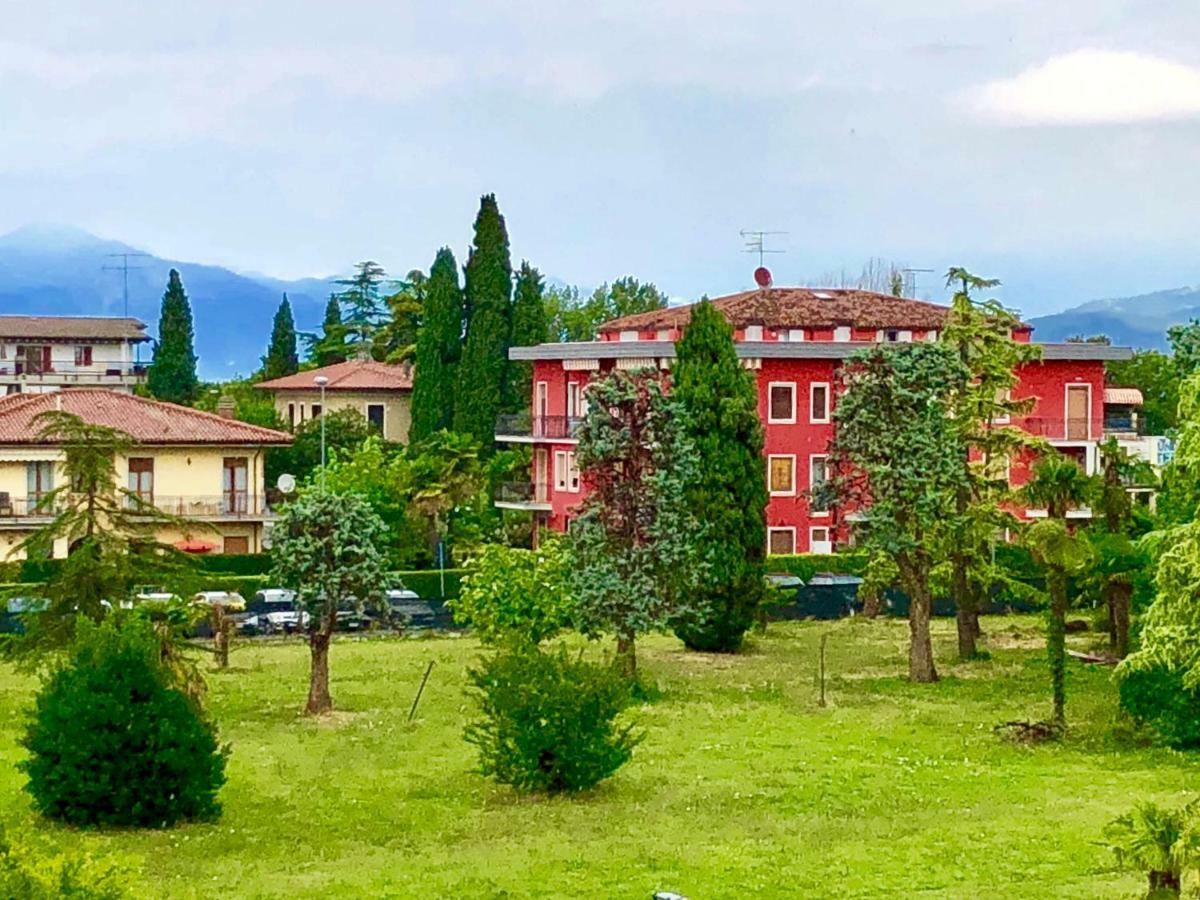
[[1103, 387, 1143, 406]]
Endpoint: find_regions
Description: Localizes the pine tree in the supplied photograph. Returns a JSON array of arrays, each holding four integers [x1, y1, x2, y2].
[[410, 248, 464, 441], [335, 261, 388, 350], [308, 295, 348, 366], [670, 299, 767, 652], [453, 194, 513, 447], [262, 294, 299, 381], [147, 269, 199, 406], [505, 261, 547, 412]]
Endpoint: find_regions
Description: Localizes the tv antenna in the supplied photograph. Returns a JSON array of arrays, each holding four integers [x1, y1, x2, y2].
[[900, 267, 935, 299], [102, 252, 152, 317], [740, 230, 787, 267]]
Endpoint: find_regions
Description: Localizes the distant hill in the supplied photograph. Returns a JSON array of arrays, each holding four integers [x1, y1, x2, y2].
[[0, 224, 337, 380], [1029, 286, 1200, 351]]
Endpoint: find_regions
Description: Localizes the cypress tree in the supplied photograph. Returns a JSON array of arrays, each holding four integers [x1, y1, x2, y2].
[[262, 294, 299, 380], [453, 194, 513, 447], [147, 268, 200, 406], [505, 261, 547, 412], [410, 248, 464, 441], [670, 299, 768, 652], [311, 295, 348, 366]]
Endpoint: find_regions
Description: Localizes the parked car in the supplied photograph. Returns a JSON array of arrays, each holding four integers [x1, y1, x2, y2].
[[335, 609, 376, 632], [133, 585, 181, 604], [238, 589, 309, 635], [191, 591, 247, 612], [1, 596, 48, 634]]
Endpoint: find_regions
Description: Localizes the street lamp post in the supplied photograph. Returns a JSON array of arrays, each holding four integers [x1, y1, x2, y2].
[[314, 375, 329, 491]]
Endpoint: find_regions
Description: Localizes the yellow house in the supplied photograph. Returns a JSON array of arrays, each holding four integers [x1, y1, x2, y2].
[[0, 389, 291, 560], [255, 360, 413, 443]]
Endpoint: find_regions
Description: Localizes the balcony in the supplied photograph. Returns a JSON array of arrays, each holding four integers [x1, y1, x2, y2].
[[0, 363, 148, 386], [0, 496, 56, 522], [495, 413, 583, 443], [1018, 417, 1145, 440], [128, 493, 273, 519], [493, 481, 552, 511]]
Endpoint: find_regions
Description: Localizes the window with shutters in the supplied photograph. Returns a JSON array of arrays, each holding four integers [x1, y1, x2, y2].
[[768, 383, 796, 423], [26, 461, 54, 509], [127, 458, 154, 504], [767, 455, 795, 496]]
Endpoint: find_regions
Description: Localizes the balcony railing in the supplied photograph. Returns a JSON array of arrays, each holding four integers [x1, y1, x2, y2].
[[494, 482, 551, 506], [0, 363, 148, 380], [1018, 417, 1145, 439], [0, 496, 57, 519], [495, 413, 583, 441], [128, 493, 272, 518]]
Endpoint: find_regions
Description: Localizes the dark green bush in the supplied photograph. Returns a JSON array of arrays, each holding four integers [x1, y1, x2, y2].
[[391, 569, 464, 601], [1118, 665, 1200, 749], [20, 620, 227, 827], [196, 554, 272, 576], [465, 643, 639, 793]]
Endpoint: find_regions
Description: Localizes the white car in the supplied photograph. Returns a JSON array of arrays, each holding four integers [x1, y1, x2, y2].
[[241, 589, 309, 634]]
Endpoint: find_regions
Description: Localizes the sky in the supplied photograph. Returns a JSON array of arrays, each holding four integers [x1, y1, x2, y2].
[[2, 1, 1200, 316]]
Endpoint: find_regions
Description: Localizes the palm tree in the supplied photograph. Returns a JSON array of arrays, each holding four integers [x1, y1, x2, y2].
[[1022, 454, 1095, 726], [1103, 799, 1200, 898]]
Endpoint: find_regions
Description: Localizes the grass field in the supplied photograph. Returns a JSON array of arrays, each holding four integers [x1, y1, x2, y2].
[[1, 616, 1197, 899]]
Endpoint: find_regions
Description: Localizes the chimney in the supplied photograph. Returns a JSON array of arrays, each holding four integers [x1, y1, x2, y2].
[[216, 395, 237, 420]]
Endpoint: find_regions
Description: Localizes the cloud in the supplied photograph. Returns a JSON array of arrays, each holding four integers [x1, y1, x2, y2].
[[966, 49, 1200, 125]]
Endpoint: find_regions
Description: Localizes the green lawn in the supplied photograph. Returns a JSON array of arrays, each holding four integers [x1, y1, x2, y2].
[[1, 617, 1196, 898]]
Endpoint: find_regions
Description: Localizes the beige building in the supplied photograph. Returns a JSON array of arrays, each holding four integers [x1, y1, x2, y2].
[[0, 389, 291, 560], [256, 360, 414, 443], [0, 315, 150, 395]]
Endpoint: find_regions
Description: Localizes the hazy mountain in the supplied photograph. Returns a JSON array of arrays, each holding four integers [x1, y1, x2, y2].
[[0, 224, 337, 379], [1029, 286, 1200, 351]]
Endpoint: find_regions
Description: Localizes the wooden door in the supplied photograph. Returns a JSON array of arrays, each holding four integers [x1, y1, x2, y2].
[[1066, 386, 1089, 440], [534, 448, 548, 501], [223, 535, 250, 554]]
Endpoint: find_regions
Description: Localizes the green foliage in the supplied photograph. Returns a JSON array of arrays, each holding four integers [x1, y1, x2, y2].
[[376, 269, 425, 363], [262, 294, 299, 380], [410, 247, 463, 442], [451, 538, 574, 645], [1109, 350, 1178, 435], [454, 194, 513, 448], [505, 261, 547, 413], [1168, 319, 1200, 380], [334, 261, 389, 349], [669, 298, 766, 652], [20, 619, 226, 827], [546, 276, 668, 341], [570, 370, 705, 674], [267, 407, 375, 487], [1102, 799, 1200, 897], [196, 553, 272, 575], [0, 825, 135, 899], [196, 378, 282, 430], [147, 269, 199, 406], [306, 295, 349, 366], [465, 642, 639, 793]]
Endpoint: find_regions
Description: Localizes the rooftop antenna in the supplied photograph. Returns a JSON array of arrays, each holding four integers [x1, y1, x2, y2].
[[740, 229, 787, 267], [900, 267, 935, 299], [102, 252, 152, 317]]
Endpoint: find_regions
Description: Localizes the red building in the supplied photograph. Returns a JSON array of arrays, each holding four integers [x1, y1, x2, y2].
[[496, 287, 1133, 554]]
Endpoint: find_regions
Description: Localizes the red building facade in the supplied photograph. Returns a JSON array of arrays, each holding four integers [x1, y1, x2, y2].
[[496, 288, 1132, 553]]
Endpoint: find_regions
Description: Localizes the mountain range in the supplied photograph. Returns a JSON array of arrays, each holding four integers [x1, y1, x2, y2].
[[0, 225, 1190, 379]]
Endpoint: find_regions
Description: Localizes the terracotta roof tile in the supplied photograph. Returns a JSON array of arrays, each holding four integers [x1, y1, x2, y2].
[[0, 390, 292, 445], [0, 316, 148, 341], [255, 360, 413, 392], [600, 288, 957, 333]]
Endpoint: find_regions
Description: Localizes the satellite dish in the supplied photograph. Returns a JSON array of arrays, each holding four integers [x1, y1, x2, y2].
[[754, 266, 773, 288], [277, 473, 297, 495]]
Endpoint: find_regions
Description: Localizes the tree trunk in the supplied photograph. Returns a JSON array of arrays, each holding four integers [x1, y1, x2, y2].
[[951, 482, 976, 660], [1110, 580, 1132, 659], [306, 628, 334, 715], [615, 634, 637, 680], [908, 582, 939, 683], [862, 592, 881, 620], [1047, 569, 1067, 727], [212, 605, 230, 669], [1148, 869, 1181, 896]]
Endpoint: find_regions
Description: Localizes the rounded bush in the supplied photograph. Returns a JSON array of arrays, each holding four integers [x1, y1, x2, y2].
[[673, 600, 754, 653], [1118, 665, 1200, 749], [465, 643, 639, 793], [20, 620, 227, 828]]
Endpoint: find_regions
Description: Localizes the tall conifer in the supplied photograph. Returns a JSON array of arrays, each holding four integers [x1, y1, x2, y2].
[[262, 294, 299, 381], [453, 194, 513, 447], [670, 299, 767, 652], [410, 248, 464, 441], [506, 261, 547, 412], [147, 269, 199, 406]]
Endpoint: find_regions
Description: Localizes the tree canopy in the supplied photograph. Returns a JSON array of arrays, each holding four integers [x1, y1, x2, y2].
[[410, 247, 464, 442], [147, 269, 200, 406], [262, 294, 299, 381]]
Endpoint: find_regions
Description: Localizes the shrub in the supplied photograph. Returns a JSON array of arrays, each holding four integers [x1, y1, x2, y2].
[[20, 620, 227, 827], [1118, 666, 1200, 749], [451, 540, 573, 644], [465, 643, 639, 792], [0, 825, 135, 899], [1102, 798, 1200, 898]]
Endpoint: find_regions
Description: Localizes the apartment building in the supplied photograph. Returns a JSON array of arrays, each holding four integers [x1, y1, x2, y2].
[[0, 316, 149, 394]]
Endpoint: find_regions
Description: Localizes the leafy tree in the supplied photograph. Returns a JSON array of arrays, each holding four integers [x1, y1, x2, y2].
[[669, 298, 766, 652], [376, 269, 426, 363], [306, 295, 349, 366], [262, 294, 299, 381], [147, 268, 200, 405], [1102, 799, 1200, 898], [197, 379, 283, 430], [940, 268, 1042, 659], [1022, 454, 1095, 726], [407, 430, 485, 561], [335, 260, 389, 350], [266, 407, 375, 488], [505, 261, 548, 413], [1108, 349, 1178, 435], [451, 537, 574, 645], [819, 343, 969, 682], [547, 277, 668, 341], [570, 369, 703, 678], [1168, 319, 1200, 378], [454, 194, 513, 447], [410, 248, 464, 441], [20, 618, 226, 827], [270, 490, 387, 714], [465, 642, 639, 793], [5, 412, 196, 655]]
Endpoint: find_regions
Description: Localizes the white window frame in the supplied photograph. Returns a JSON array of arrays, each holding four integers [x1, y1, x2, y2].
[[1064, 383, 1093, 440], [565, 451, 580, 492], [833, 326, 851, 342], [567, 381, 582, 418], [767, 526, 796, 556], [787, 328, 805, 342], [619, 330, 638, 342], [767, 382, 796, 424], [554, 451, 568, 491], [809, 454, 830, 516], [767, 454, 796, 496], [744, 324, 763, 341], [810, 382, 831, 424], [809, 526, 833, 554], [365, 402, 386, 432]]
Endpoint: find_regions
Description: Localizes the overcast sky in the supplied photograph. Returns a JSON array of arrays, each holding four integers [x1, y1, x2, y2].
[[3, 1, 1199, 315]]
